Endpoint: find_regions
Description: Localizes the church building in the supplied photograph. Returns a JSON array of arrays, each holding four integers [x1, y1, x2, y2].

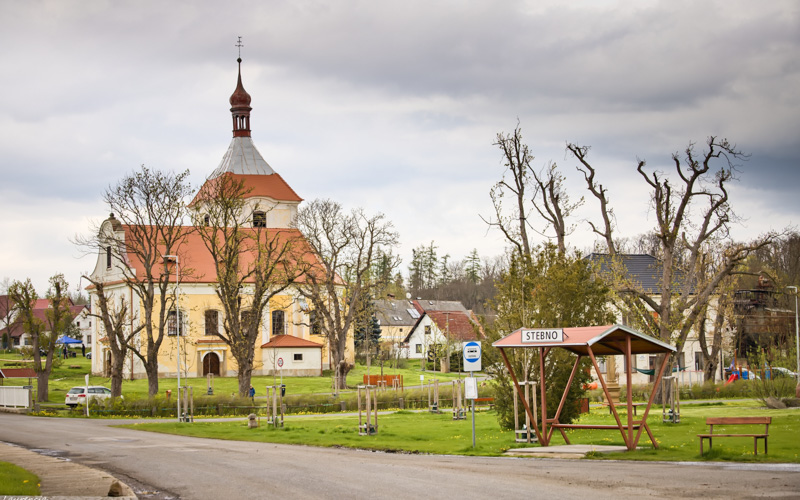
[[88, 56, 353, 380]]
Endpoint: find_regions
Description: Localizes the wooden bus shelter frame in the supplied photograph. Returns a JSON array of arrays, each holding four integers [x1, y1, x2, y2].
[[492, 324, 676, 451]]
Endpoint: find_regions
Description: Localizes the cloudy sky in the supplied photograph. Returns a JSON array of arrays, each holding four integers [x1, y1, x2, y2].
[[1, 0, 798, 293]]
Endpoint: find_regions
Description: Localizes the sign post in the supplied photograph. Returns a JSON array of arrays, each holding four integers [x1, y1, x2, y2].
[[462, 341, 481, 448], [277, 357, 284, 387]]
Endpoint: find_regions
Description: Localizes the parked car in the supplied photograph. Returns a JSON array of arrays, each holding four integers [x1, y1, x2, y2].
[[765, 366, 799, 380], [65, 386, 113, 408]]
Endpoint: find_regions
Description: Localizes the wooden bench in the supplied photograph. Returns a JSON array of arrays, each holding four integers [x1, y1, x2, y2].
[[473, 397, 494, 408], [698, 416, 771, 455]]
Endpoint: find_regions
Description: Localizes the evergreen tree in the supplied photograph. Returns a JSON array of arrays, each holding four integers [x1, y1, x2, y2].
[[483, 244, 614, 429]]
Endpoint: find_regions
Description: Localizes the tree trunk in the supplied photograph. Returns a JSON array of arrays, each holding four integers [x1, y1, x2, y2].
[[145, 358, 159, 397], [237, 361, 253, 397], [36, 371, 49, 403], [110, 351, 125, 398]]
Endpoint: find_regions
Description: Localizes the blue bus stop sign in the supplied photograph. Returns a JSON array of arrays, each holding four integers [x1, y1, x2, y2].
[[462, 341, 481, 372]]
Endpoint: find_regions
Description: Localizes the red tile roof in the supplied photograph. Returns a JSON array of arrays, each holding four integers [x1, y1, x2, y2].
[[427, 310, 481, 341], [492, 324, 675, 355], [260, 334, 323, 349], [0, 368, 36, 378], [191, 172, 302, 206], [118, 225, 319, 285]]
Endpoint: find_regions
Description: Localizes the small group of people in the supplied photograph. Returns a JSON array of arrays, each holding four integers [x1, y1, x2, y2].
[[60, 343, 87, 359]]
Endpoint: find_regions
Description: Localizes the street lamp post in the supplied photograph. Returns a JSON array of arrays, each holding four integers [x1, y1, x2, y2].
[[164, 255, 181, 422]]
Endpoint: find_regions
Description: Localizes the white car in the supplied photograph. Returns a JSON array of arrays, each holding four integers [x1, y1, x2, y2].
[[65, 386, 114, 408]]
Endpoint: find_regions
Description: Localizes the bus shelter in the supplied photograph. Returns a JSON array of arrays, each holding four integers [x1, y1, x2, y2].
[[493, 324, 676, 451]]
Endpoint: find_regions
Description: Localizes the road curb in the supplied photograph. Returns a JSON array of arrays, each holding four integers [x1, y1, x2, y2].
[[0, 442, 137, 499]]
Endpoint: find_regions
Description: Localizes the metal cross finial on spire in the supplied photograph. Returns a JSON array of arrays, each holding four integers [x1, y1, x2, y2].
[[236, 36, 244, 59]]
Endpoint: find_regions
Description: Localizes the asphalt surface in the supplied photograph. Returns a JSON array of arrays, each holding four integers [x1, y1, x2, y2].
[[1, 413, 800, 499]]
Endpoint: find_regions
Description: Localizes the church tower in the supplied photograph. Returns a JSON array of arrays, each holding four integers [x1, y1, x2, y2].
[[193, 56, 302, 228]]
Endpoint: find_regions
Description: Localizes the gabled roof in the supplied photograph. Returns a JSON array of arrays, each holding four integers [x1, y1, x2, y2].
[[374, 299, 420, 326], [586, 253, 691, 295], [260, 334, 322, 349], [493, 324, 675, 356], [109, 225, 316, 285], [411, 299, 468, 314], [427, 310, 481, 341]]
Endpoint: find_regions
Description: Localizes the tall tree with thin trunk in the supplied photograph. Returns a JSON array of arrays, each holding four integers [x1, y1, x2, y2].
[[483, 125, 580, 258], [82, 276, 140, 398], [192, 173, 310, 396], [294, 199, 399, 392], [78, 166, 193, 397]]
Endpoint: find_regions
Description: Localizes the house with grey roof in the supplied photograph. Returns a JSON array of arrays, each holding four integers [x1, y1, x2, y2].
[[586, 253, 722, 386]]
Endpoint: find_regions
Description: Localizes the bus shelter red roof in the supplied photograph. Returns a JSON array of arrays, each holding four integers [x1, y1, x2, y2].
[[493, 324, 675, 356], [492, 324, 676, 452]]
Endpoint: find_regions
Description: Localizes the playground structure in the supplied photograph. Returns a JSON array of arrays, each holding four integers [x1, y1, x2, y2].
[[451, 380, 466, 420], [358, 385, 378, 435], [493, 324, 676, 451], [513, 380, 537, 443], [265, 385, 285, 428], [178, 386, 194, 422], [661, 375, 680, 423], [427, 378, 440, 413]]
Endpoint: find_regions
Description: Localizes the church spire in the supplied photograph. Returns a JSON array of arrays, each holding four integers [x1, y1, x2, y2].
[[229, 41, 252, 138]]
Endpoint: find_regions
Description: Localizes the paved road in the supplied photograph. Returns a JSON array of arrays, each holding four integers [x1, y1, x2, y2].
[[1, 413, 799, 499]]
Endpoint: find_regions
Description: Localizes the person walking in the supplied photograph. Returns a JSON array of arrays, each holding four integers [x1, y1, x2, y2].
[[81, 343, 86, 357]]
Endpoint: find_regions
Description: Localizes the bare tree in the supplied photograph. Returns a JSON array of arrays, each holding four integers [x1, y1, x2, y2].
[[9, 279, 48, 401], [482, 125, 534, 258], [192, 173, 310, 396], [78, 166, 193, 397], [570, 137, 780, 372], [294, 199, 399, 392], [9, 275, 72, 402], [82, 276, 140, 397], [483, 125, 580, 258], [530, 162, 583, 254], [1, 277, 17, 349]]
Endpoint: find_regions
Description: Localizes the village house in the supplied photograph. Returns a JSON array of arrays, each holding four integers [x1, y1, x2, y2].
[[586, 253, 725, 386], [401, 300, 483, 366], [0, 296, 90, 350]]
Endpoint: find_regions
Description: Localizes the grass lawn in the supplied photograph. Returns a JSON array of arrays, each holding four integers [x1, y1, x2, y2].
[[0, 351, 471, 404], [0, 461, 41, 496], [120, 401, 800, 462]]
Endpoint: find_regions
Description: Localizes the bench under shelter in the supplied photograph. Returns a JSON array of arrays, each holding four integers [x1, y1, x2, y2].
[[493, 324, 676, 451]]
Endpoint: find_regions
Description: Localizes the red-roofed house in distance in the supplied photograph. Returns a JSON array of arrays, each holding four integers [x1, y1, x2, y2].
[[86, 56, 347, 380], [0, 295, 89, 350], [402, 300, 484, 369]]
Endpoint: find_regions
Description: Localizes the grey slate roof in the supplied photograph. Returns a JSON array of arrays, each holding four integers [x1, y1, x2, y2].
[[210, 136, 275, 177], [374, 299, 420, 326], [411, 299, 468, 313], [585, 253, 691, 295]]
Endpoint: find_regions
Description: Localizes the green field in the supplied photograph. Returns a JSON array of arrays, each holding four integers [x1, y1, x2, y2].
[[0, 461, 40, 496], [121, 401, 800, 462]]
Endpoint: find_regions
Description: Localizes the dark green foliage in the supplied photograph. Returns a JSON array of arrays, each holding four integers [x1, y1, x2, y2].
[[483, 244, 615, 430], [354, 314, 381, 350]]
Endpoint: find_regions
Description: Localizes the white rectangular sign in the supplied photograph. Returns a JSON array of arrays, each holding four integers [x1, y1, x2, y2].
[[465, 377, 478, 400], [521, 328, 564, 343]]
